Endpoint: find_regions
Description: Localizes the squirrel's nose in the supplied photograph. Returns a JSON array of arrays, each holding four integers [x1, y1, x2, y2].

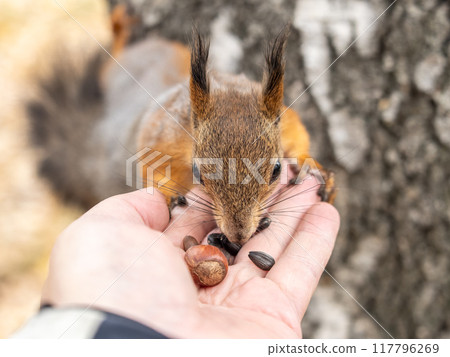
[[234, 232, 245, 242], [226, 228, 254, 244], [220, 215, 257, 244]]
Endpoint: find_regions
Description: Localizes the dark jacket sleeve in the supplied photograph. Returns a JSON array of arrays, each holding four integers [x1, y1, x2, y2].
[[12, 306, 168, 339]]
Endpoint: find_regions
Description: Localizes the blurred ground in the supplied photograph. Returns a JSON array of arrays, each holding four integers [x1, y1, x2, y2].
[[0, 0, 109, 337]]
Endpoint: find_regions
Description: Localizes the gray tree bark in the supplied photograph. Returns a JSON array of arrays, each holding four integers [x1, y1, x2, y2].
[[110, 0, 450, 338]]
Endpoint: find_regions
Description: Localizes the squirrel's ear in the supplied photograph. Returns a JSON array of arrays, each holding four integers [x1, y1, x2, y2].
[[262, 26, 289, 121], [190, 28, 210, 125]]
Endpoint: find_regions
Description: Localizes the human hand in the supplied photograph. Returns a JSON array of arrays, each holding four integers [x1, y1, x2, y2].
[[42, 175, 339, 338]]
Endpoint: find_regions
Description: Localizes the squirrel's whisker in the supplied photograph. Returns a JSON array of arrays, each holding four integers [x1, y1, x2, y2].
[[133, 178, 216, 212], [257, 226, 285, 249], [261, 182, 298, 206], [260, 181, 311, 208], [115, 168, 216, 210], [266, 204, 315, 213], [269, 210, 337, 222], [258, 184, 321, 211], [151, 166, 215, 205], [182, 205, 213, 215], [170, 219, 217, 230], [271, 214, 331, 237]]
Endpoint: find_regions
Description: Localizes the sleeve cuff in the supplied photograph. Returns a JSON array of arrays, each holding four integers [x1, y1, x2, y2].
[[12, 306, 168, 339]]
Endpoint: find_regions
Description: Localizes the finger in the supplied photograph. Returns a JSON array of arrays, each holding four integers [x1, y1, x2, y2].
[[164, 187, 217, 248], [234, 174, 321, 270], [86, 188, 170, 231], [267, 202, 340, 319]]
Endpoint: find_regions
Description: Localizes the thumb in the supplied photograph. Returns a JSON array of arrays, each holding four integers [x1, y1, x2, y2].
[[87, 188, 170, 231]]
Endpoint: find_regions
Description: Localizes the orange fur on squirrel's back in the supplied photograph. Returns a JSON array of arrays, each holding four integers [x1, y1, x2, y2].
[[280, 107, 311, 164]]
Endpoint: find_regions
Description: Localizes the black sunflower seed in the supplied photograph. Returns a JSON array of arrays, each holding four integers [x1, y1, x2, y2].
[[207, 233, 225, 248], [221, 236, 242, 256], [248, 251, 275, 271], [256, 217, 271, 232]]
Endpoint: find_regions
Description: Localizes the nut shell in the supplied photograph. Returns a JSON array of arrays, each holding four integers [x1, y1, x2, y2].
[[183, 235, 199, 251], [185, 245, 228, 287]]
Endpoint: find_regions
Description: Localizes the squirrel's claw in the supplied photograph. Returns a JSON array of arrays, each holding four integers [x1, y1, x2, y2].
[[315, 168, 336, 204], [288, 164, 337, 204]]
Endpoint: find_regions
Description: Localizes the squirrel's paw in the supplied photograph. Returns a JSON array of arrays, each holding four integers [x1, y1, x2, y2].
[[169, 195, 187, 219], [169, 194, 187, 210], [288, 164, 337, 204], [315, 168, 336, 204]]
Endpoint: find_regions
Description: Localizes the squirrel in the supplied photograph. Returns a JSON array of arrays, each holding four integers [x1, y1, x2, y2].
[[26, 5, 336, 245]]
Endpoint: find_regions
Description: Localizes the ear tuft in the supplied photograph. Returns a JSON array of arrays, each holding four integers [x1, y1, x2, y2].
[[190, 27, 210, 121], [262, 25, 290, 120]]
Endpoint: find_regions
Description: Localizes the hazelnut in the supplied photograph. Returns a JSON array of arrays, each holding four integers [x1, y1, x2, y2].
[[185, 245, 228, 287]]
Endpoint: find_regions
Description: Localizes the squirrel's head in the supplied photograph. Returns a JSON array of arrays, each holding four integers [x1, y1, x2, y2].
[[189, 28, 289, 244]]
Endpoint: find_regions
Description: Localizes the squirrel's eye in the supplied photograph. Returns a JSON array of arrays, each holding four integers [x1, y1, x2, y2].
[[193, 162, 204, 185], [270, 160, 281, 184]]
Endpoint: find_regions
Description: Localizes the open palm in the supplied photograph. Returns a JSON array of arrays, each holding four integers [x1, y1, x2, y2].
[[43, 179, 339, 338]]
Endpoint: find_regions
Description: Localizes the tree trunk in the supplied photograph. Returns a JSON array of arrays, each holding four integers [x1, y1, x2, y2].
[[111, 0, 450, 338]]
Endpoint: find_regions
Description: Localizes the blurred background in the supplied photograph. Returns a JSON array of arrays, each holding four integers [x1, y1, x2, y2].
[[0, 0, 449, 338]]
